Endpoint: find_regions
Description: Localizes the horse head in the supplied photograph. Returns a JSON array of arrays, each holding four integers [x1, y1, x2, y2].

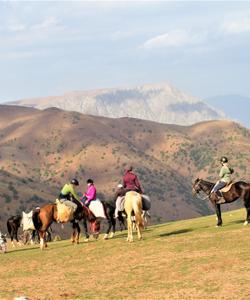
[[192, 178, 202, 196], [82, 205, 100, 235]]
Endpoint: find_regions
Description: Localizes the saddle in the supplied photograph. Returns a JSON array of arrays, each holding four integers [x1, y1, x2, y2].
[[220, 181, 233, 193], [215, 182, 234, 204]]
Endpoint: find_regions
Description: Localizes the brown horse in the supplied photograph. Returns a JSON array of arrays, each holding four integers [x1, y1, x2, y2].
[[33, 201, 99, 249], [124, 191, 144, 242], [192, 178, 250, 227]]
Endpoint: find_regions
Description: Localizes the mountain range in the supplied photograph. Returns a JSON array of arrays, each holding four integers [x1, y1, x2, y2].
[[8, 83, 225, 126], [1, 104, 250, 234]]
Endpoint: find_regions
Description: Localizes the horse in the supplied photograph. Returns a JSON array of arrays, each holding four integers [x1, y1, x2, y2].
[[192, 178, 250, 227], [6, 215, 22, 247], [32, 200, 99, 250], [124, 191, 144, 242], [101, 201, 128, 239]]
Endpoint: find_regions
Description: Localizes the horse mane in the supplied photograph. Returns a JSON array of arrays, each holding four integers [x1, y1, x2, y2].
[[199, 178, 214, 188]]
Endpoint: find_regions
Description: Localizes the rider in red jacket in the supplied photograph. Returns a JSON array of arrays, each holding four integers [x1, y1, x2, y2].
[[123, 166, 143, 193]]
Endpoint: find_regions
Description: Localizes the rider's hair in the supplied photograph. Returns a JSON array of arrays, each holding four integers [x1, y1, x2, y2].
[[87, 178, 94, 184]]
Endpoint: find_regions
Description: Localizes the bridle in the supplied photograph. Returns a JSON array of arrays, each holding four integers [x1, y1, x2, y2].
[[193, 180, 210, 201]]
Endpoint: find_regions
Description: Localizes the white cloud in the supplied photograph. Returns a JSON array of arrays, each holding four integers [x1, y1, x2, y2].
[[31, 16, 59, 31], [141, 30, 201, 49], [222, 18, 250, 34]]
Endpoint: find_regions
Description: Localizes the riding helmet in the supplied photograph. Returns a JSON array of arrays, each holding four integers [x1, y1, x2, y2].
[[71, 178, 79, 186], [220, 156, 228, 163]]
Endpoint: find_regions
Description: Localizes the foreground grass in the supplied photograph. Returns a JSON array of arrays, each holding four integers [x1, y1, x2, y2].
[[1, 209, 250, 300]]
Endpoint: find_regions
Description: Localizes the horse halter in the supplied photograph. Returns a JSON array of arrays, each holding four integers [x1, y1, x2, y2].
[[192, 180, 209, 201], [192, 180, 201, 195]]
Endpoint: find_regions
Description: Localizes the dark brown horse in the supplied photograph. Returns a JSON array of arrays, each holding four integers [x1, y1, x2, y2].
[[192, 178, 250, 226], [7, 215, 22, 247], [33, 200, 99, 249]]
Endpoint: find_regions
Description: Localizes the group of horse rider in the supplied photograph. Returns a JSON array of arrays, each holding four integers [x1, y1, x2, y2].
[[58, 156, 234, 210], [58, 165, 143, 216]]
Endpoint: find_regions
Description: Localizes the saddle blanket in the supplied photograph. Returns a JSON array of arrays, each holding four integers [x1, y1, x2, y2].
[[89, 199, 106, 219], [22, 210, 35, 231], [56, 199, 77, 223]]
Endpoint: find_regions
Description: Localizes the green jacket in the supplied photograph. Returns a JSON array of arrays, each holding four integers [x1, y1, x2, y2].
[[60, 183, 80, 201], [219, 165, 232, 183]]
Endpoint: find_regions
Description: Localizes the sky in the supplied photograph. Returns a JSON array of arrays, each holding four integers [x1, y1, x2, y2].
[[1, 1, 250, 103]]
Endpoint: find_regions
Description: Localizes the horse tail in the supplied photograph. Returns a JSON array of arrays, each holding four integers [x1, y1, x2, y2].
[[132, 193, 144, 229], [32, 211, 42, 230]]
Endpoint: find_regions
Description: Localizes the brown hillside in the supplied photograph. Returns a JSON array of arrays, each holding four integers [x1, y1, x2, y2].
[[0, 105, 249, 232]]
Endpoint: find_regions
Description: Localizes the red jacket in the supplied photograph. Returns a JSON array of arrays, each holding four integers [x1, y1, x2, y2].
[[123, 171, 142, 192]]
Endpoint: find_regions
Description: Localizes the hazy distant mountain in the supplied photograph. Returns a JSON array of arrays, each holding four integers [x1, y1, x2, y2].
[[205, 95, 250, 128], [8, 83, 225, 125]]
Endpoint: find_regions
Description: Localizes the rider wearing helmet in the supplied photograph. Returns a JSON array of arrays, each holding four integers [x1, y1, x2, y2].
[[210, 157, 234, 196], [59, 178, 80, 202]]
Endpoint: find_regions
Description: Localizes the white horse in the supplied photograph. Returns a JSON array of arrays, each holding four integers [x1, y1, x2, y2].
[[124, 191, 144, 242]]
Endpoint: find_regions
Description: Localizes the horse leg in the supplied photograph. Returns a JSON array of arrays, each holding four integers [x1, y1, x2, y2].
[[71, 222, 76, 244], [243, 193, 250, 225], [39, 231, 46, 250], [82, 218, 90, 242], [14, 227, 21, 246], [75, 222, 80, 244], [215, 204, 222, 227], [127, 213, 133, 242], [109, 216, 116, 238], [10, 228, 15, 247], [103, 219, 111, 240], [243, 206, 250, 225]]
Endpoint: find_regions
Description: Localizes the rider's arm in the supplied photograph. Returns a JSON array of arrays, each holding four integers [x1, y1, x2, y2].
[[69, 185, 80, 201], [135, 175, 143, 192]]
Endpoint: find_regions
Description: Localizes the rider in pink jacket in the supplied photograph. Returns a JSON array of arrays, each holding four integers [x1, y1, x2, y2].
[[82, 179, 96, 206]]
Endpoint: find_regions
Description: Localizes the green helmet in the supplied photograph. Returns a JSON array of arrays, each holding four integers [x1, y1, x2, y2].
[[220, 156, 228, 163]]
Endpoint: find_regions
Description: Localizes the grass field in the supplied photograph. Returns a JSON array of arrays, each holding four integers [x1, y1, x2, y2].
[[1, 209, 250, 300]]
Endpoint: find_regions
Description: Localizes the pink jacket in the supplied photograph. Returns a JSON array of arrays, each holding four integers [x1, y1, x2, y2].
[[84, 184, 96, 202]]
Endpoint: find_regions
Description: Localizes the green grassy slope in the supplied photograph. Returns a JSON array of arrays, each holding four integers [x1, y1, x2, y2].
[[0, 209, 250, 300]]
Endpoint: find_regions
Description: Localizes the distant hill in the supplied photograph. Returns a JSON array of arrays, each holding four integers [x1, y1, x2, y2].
[[7, 83, 225, 126], [205, 95, 250, 128], [1, 105, 250, 232]]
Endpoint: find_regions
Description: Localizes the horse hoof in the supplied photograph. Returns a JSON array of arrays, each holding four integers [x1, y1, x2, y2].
[[84, 238, 89, 242], [109, 232, 115, 239], [93, 233, 99, 240], [243, 221, 249, 226], [103, 234, 108, 240]]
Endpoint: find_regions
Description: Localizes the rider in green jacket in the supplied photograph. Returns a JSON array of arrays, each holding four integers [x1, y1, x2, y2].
[[210, 157, 234, 196], [59, 179, 80, 202]]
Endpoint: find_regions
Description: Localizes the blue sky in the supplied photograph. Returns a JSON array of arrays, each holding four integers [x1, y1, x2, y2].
[[1, 1, 250, 102]]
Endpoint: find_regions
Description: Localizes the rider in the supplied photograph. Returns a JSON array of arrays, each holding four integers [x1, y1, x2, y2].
[[113, 183, 127, 218], [59, 178, 80, 202], [123, 166, 143, 193], [210, 156, 234, 196], [81, 178, 97, 207]]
